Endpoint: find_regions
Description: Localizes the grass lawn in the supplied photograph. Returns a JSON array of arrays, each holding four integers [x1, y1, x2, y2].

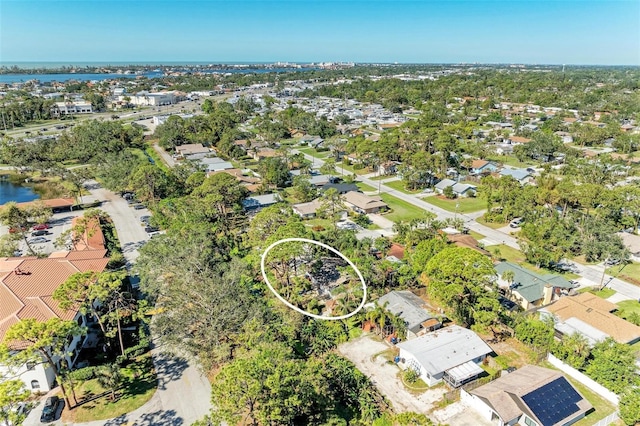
[[61, 353, 156, 423], [356, 182, 376, 192], [607, 261, 640, 286], [424, 196, 486, 214], [298, 147, 331, 159], [587, 288, 616, 299], [616, 300, 640, 316], [378, 193, 428, 223], [385, 180, 423, 194], [304, 218, 333, 231], [368, 174, 389, 181], [476, 216, 509, 229], [469, 230, 486, 240], [338, 162, 372, 175]]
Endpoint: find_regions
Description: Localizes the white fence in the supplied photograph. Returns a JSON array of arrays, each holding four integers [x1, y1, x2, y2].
[[592, 412, 620, 426], [547, 353, 619, 405]]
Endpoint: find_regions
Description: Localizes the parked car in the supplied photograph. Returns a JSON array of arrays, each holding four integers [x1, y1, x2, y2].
[[133, 203, 146, 210], [605, 258, 621, 266], [144, 226, 159, 234], [28, 236, 48, 244], [509, 218, 524, 228], [33, 223, 50, 230], [31, 230, 49, 236], [40, 396, 61, 423], [8, 226, 28, 234], [139, 215, 151, 224]]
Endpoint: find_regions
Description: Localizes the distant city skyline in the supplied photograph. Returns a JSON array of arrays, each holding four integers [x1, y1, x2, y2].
[[1, 1, 639, 66]]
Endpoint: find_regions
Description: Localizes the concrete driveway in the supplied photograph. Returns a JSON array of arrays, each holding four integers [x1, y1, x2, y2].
[[338, 335, 446, 416]]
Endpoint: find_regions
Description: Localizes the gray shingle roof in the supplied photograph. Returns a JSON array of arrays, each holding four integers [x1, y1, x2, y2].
[[377, 291, 437, 333]]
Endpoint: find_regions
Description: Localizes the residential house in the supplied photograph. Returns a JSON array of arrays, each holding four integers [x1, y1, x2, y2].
[[446, 233, 490, 256], [540, 292, 640, 345], [377, 291, 441, 339], [252, 148, 280, 161], [342, 191, 387, 214], [507, 135, 532, 145], [300, 135, 324, 148], [319, 182, 360, 194], [470, 160, 498, 175], [499, 168, 533, 185], [617, 232, 640, 262], [434, 178, 457, 194], [197, 157, 234, 172], [379, 161, 400, 176], [175, 143, 211, 157], [292, 198, 323, 219], [242, 193, 281, 211], [463, 365, 592, 426], [396, 325, 492, 387], [495, 262, 575, 310], [452, 182, 477, 197], [0, 246, 109, 392]]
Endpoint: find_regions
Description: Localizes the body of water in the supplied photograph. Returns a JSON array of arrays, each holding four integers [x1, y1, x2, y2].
[[0, 71, 163, 84], [0, 179, 39, 204], [0, 67, 318, 84]]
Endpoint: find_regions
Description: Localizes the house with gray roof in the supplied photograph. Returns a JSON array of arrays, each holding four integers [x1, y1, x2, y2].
[[435, 178, 456, 194], [452, 182, 477, 197], [499, 168, 533, 185], [242, 193, 281, 211], [396, 325, 492, 387], [495, 262, 575, 310], [377, 291, 441, 339], [463, 365, 592, 426]]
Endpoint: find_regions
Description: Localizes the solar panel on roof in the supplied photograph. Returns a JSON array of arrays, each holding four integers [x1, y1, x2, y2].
[[522, 377, 582, 426]]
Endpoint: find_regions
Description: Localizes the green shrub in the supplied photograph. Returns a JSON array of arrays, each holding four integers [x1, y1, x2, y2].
[[403, 368, 419, 384]]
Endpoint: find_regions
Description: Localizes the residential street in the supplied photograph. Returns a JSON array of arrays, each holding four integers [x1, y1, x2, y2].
[[293, 149, 640, 301]]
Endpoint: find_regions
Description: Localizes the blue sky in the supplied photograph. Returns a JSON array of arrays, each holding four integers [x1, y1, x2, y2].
[[1, 1, 639, 65]]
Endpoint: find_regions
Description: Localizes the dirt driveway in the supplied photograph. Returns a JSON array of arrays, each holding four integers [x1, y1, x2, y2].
[[338, 334, 446, 415]]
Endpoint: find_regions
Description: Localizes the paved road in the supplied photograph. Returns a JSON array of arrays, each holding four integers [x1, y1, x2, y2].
[[294, 149, 640, 300]]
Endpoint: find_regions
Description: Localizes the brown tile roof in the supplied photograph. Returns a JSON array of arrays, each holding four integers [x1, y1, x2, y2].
[[343, 191, 387, 210], [471, 159, 489, 169], [0, 252, 109, 344], [544, 292, 640, 344], [71, 217, 106, 251], [388, 243, 405, 260]]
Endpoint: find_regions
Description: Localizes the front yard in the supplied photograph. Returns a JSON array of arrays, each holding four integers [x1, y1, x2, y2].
[[384, 180, 423, 194], [61, 353, 157, 423], [607, 261, 640, 286], [379, 193, 429, 223], [424, 196, 486, 214]]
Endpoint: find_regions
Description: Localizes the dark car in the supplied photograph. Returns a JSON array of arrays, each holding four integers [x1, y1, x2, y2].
[[144, 226, 159, 234], [31, 229, 49, 236], [40, 396, 61, 422], [133, 203, 146, 210]]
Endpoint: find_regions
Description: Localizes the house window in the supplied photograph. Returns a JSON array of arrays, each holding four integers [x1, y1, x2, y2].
[[31, 380, 40, 390], [524, 417, 537, 426], [26, 362, 36, 371]]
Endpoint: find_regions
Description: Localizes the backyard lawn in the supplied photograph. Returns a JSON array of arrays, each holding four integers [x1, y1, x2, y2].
[[61, 353, 157, 423], [469, 230, 486, 241], [607, 261, 640, 286], [424, 196, 486, 214], [578, 287, 616, 299], [384, 180, 422, 194], [379, 193, 428, 223], [616, 300, 640, 316]]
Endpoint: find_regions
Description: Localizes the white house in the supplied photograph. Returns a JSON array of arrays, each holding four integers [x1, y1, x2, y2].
[[396, 325, 492, 387]]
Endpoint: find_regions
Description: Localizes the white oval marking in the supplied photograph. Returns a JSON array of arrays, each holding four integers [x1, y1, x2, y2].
[[260, 237, 367, 320]]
